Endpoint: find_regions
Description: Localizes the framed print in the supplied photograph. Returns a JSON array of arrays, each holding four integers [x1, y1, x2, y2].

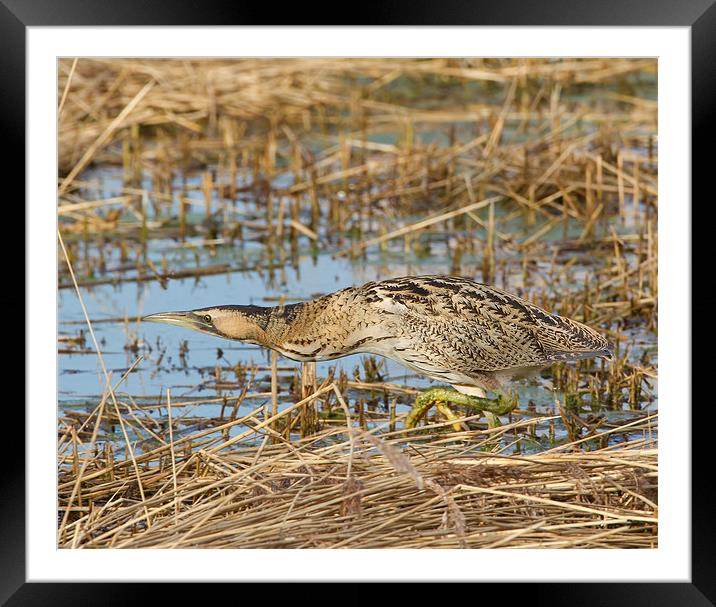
[[10, 0, 709, 603]]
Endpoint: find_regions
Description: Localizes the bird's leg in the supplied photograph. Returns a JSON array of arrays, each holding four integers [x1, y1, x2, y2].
[[405, 387, 518, 430], [455, 389, 519, 416], [405, 388, 450, 429]]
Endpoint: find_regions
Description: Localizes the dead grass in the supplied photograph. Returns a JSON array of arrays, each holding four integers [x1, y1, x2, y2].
[[58, 400, 657, 549]]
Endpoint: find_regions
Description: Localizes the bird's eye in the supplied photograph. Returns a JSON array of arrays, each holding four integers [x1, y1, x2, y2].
[[203, 314, 212, 323]]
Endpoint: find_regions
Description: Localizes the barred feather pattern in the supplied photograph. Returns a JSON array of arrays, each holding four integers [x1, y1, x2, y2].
[[259, 275, 612, 393]]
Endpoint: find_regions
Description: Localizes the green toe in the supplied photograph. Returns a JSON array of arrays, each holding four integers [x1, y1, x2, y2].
[[405, 387, 518, 429]]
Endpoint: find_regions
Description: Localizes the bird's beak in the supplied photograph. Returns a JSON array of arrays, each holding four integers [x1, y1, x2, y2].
[[142, 311, 213, 334]]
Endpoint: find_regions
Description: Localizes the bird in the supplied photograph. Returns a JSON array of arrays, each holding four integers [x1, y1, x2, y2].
[[143, 275, 612, 431]]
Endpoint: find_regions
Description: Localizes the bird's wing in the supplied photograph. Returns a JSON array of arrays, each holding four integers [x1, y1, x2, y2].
[[363, 276, 610, 372]]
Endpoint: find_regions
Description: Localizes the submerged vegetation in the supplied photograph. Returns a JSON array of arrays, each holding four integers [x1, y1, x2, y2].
[[57, 58, 657, 549]]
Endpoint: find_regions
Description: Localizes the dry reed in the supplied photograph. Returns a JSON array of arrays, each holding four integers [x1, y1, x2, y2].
[[58, 402, 657, 549]]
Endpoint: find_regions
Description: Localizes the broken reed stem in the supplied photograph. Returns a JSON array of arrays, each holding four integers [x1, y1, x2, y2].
[[336, 196, 502, 257], [270, 350, 278, 441], [300, 362, 317, 436], [332, 384, 355, 479], [207, 382, 335, 454]]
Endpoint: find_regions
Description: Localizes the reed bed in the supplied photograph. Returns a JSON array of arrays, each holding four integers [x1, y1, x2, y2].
[[58, 58, 657, 337], [57, 58, 658, 548], [58, 57, 657, 407], [58, 395, 657, 549]]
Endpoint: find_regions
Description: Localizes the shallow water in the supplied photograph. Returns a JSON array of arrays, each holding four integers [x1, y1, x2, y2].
[[59, 194, 657, 455], [59, 93, 658, 452]]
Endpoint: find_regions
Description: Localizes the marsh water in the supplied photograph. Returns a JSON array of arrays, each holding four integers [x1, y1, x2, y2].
[[58, 168, 657, 454], [58, 62, 658, 453]]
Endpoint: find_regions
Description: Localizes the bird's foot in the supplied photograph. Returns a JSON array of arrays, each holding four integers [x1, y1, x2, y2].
[[405, 387, 518, 431], [468, 391, 519, 415]]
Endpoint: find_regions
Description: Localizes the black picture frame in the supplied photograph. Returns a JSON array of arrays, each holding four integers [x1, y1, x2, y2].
[[9, 1, 706, 604]]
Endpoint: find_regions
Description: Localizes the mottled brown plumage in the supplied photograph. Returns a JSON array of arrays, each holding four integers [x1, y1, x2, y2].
[[144, 275, 612, 398]]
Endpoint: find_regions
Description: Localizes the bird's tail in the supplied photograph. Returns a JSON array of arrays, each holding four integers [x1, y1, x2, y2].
[[536, 315, 613, 362]]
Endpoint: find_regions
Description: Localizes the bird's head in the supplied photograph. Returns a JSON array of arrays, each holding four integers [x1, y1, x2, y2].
[[142, 305, 270, 345]]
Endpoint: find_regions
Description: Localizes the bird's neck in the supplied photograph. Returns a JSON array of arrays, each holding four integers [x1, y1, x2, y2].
[[261, 302, 307, 346]]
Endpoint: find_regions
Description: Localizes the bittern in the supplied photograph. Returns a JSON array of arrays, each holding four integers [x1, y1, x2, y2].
[[143, 275, 612, 430]]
